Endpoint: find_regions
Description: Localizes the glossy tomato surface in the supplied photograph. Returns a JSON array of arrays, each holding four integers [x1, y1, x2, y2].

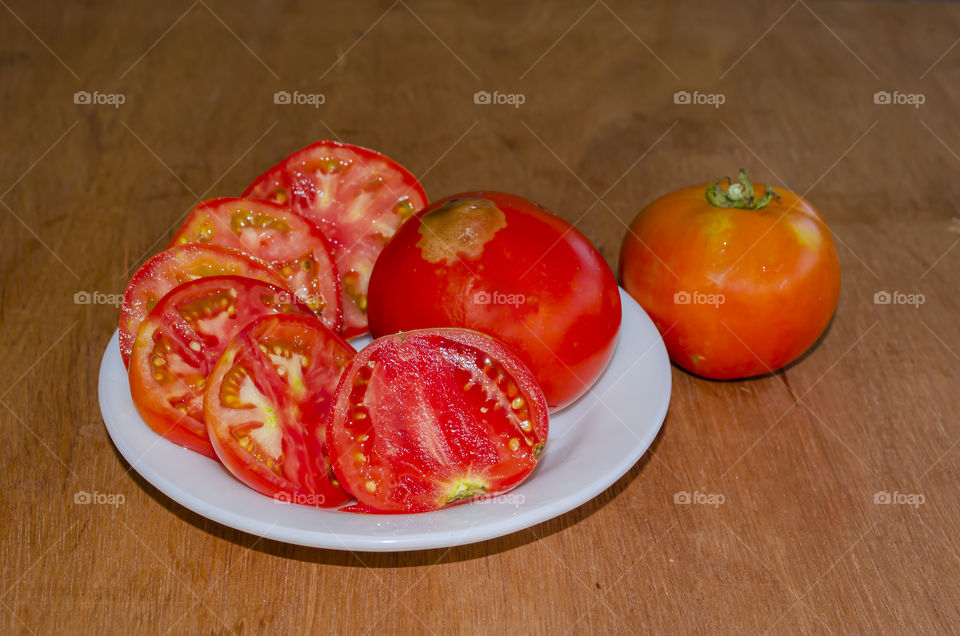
[[119, 244, 287, 366], [326, 329, 548, 513], [203, 314, 355, 506], [243, 140, 428, 337], [170, 197, 342, 333], [619, 175, 841, 379], [129, 276, 313, 458], [367, 192, 621, 410]]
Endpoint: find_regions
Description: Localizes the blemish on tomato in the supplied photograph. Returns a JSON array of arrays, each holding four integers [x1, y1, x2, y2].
[[416, 198, 506, 264], [789, 216, 823, 250], [700, 211, 733, 249]]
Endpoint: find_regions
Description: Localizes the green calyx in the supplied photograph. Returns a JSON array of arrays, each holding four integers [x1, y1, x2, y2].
[[705, 169, 780, 210]]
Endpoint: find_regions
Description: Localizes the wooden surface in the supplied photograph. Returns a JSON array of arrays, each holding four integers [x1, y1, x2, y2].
[[2, 1, 959, 633]]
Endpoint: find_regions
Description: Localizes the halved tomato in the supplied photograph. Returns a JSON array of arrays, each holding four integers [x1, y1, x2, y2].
[[204, 313, 355, 506], [243, 140, 428, 337], [325, 329, 549, 513], [169, 197, 342, 333], [129, 276, 314, 458], [119, 244, 286, 366]]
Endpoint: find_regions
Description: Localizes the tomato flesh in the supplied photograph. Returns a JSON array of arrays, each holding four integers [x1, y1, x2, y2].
[[128, 276, 314, 458], [204, 314, 355, 506], [243, 140, 428, 337], [367, 192, 621, 410], [170, 197, 342, 333], [119, 244, 287, 366], [326, 329, 548, 513]]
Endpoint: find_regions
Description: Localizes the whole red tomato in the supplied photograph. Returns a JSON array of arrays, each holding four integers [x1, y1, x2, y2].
[[620, 170, 841, 379], [367, 192, 621, 410]]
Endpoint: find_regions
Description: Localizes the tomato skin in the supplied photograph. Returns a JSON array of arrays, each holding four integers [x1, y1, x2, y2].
[[243, 139, 428, 338], [366, 192, 621, 410], [169, 197, 343, 333], [326, 328, 549, 513], [130, 363, 216, 458], [619, 182, 841, 379], [128, 276, 314, 459], [119, 244, 287, 366], [203, 314, 355, 507]]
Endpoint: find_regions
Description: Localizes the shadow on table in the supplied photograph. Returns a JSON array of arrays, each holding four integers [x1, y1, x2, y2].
[[112, 410, 669, 567]]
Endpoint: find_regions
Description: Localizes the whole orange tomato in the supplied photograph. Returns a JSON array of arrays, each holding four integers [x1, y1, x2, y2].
[[619, 170, 841, 379]]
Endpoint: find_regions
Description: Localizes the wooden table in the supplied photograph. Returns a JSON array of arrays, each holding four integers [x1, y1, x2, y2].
[[3, 1, 958, 633]]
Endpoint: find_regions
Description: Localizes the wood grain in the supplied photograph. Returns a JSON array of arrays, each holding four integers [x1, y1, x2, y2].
[[1, 0, 959, 633]]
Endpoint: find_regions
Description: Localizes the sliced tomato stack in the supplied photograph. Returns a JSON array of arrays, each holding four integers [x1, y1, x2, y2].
[[129, 276, 314, 458], [119, 139, 575, 514]]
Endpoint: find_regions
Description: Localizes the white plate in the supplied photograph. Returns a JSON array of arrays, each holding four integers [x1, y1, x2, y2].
[[99, 288, 670, 552]]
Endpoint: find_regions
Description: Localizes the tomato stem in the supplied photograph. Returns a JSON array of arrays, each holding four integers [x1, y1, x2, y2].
[[705, 169, 780, 210]]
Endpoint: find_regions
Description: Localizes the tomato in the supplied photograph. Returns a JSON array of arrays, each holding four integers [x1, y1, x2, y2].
[[366, 192, 621, 410], [129, 276, 314, 458], [243, 140, 428, 338], [169, 197, 342, 333], [619, 170, 842, 379], [204, 313, 355, 506], [326, 329, 548, 513], [119, 244, 287, 366]]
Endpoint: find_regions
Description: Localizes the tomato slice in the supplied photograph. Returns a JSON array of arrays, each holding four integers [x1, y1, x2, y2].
[[169, 197, 342, 333], [129, 276, 314, 458], [203, 313, 355, 506], [119, 244, 287, 366], [243, 140, 428, 337], [326, 329, 549, 513]]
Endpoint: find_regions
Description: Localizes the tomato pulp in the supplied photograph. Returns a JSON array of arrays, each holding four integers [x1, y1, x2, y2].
[[204, 313, 355, 506], [170, 197, 342, 333], [326, 329, 549, 513], [244, 140, 428, 337], [119, 244, 287, 366]]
